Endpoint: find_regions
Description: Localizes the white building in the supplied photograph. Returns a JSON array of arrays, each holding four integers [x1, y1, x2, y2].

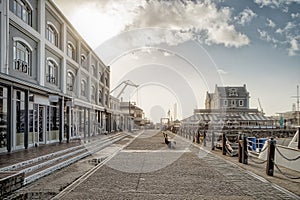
[[0, 0, 111, 152]]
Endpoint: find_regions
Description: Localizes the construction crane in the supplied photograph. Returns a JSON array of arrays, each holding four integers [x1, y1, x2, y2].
[[110, 80, 139, 99], [258, 98, 264, 114], [291, 85, 300, 126]]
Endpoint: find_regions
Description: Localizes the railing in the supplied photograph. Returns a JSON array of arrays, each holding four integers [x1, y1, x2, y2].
[[233, 134, 300, 179]]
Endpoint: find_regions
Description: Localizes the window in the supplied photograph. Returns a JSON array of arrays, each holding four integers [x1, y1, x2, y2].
[[67, 42, 75, 59], [13, 40, 32, 76], [105, 93, 109, 105], [228, 88, 238, 96], [239, 100, 244, 106], [81, 80, 87, 96], [81, 54, 87, 69], [67, 71, 75, 91], [91, 65, 96, 77], [13, 0, 32, 26], [224, 100, 228, 106], [231, 100, 236, 107], [91, 86, 96, 101], [98, 90, 102, 103], [46, 59, 58, 85], [46, 23, 58, 46]]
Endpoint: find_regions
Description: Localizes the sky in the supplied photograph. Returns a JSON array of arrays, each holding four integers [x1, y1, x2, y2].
[[53, 0, 300, 122]]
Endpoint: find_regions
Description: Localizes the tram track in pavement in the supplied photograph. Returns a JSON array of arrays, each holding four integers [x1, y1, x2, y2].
[[52, 130, 145, 200], [1, 132, 129, 199]]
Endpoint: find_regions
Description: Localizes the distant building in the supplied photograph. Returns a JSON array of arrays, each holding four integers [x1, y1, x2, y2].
[[205, 84, 250, 110], [120, 102, 145, 130], [183, 84, 274, 130]]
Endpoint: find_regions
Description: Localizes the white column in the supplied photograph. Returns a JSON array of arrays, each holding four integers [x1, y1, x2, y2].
[[38, 0, 46, 86], [61, 23, 67, 93], [1, 0, 9, 73]]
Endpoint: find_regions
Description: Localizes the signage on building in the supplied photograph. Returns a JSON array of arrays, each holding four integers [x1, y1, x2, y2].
[[49, 95, 59, 103]]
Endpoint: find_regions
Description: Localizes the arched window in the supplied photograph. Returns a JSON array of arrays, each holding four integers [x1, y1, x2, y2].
[[98, 90, 102, 103], [13, 39, 32, 76], [46, 23, 58, 46], [91, 65, 96, 77], [67, 71, 75, 91], [91, 86, 96, 101], [46, 59, 58, 85], [81, 79, 87, 96], [67, 42, 75, 60], [81, 54, 87, 69], [13, 0, 32, 26]]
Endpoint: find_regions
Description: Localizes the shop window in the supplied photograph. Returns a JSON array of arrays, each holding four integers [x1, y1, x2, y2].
[[13, 0, 32, 26], [46, 59, 58, 85], [15, 90, 25, 147], [13, 39, 32, 76], [0, 87, 8, 149], [46, 23, 59, 47]]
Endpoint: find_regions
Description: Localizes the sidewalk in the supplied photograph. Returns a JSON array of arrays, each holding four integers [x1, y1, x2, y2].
[[58, 130, 299, 199], [0, 133, 120, 169]]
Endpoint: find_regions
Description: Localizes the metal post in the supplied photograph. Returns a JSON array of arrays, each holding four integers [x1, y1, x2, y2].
[[211, 131, 215, 150], [59, 97, 63, 143], [222, 133, 226, 155], [298, 127, 300, 150], [24, 90, 29, 149], [242, 135, 248, 164], [266, 138, 276, 176], [238, 134, 243, 163], [7, 86, 13, 153]]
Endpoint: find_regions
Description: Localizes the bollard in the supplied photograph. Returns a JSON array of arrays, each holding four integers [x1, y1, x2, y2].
[[266, 138, 276, 176], [242, 135, 248, 164], [238, 140, 242, 163], [222, 133, 226, 155], [238, 133, 242, 163], [298, 127, 300, 150], [211, 131, 215, 150]]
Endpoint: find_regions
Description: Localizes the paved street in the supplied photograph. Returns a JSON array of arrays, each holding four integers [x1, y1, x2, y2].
[[54, 130, 298, 200]]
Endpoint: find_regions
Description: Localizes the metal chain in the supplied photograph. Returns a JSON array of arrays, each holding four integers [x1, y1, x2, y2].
[[224, 145, 238, 157], [274, 163, 300, 179], [259, 145, 268, 153], [275, 147, 300, 161], [245, 151, 267, 165]]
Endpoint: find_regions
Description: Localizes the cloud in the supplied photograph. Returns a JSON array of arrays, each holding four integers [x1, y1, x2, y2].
[[234, 8, 257, 26], [217, 69, 228, 74], [288, 38, 299, 56], [266, 18, 276, 28], [254, 0, 300, 8], [125, 0, 249, 48], [257, 29, 278, 44], [291, 13, 300, 18]]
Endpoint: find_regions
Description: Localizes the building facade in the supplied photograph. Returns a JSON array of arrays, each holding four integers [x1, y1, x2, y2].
[[205, 84, 250, 110], [0, 0, 110, 152]]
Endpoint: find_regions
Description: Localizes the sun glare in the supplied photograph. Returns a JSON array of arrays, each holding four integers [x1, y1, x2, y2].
[[71, 5, 124, 48]]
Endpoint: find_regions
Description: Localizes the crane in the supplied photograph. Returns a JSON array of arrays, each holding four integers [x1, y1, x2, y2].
[[258, 98, 264, 114], [110, 80, 139, 99]]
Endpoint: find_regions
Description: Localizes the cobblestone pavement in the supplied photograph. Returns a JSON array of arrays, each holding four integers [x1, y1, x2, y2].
[[55, 130, 299, 200]]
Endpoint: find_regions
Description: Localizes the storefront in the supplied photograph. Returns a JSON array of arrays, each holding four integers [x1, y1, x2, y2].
[[0, 78, 71, 153]]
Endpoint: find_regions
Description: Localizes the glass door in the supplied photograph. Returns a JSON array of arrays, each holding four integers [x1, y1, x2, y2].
[[38, 105, 46, 144]]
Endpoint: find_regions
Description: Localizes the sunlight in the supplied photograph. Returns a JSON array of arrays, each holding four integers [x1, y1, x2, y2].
[[70, 5, 125, 48]]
